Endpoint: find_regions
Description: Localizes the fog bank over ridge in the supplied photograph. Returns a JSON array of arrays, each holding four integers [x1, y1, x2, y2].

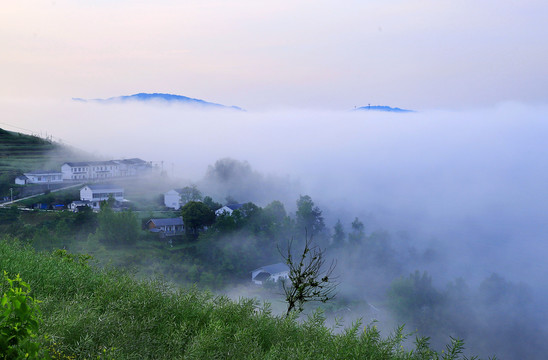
[[5, 99, 548, 286]]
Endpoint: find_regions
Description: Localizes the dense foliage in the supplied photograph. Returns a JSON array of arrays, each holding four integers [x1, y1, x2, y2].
[[0, 238, 484, 359]]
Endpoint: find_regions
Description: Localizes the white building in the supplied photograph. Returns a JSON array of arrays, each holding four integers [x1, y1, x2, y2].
[[164, 189, 183, 209], [21, 171, 63, 184], [80, 184, 124, 202], [251, 263, 290, 285], [215, 204, 244, 216], [61, 158, 151, 181], [62, 161, 118, 181], [15, 176, 28, 185]]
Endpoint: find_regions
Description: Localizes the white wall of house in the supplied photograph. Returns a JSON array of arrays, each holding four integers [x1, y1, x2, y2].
[[215, 206, 234, 216], [62, 164, 91, 180], [80, 186, 124, 201], [62, 160, 148, 181], [88, 164, 117, 179], [23, 172, 63, 184], [15, 177, 27, 185], [164, 190, 182, 209], [61, 164, 73, 180]]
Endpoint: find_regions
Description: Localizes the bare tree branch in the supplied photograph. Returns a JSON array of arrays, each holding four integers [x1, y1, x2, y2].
[[279, 230, 338, 317]]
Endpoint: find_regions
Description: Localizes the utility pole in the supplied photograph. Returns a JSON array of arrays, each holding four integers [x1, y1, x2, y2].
[[9, 188, 13, 203]]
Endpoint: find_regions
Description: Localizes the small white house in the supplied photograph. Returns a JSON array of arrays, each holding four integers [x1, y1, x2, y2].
[[215, 204, 244, 216], [22, 171, 63, 184], [80, 184, 124, 202], [251, 263, 290, 285], [15, 176, 28, 185], [164, 189, 183, 210]]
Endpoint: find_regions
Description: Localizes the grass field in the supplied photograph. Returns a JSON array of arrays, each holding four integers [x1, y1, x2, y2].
[[0, 238, 478, 359]]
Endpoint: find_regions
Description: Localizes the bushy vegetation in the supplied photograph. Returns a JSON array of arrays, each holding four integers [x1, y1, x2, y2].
[[0, 271, 46, 359], [0, 238, 484, 359]]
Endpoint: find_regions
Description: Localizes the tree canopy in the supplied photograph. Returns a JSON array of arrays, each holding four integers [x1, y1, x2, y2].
[[181, 201, 216, 239]]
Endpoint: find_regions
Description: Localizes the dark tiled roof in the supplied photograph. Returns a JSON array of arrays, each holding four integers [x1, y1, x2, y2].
[[24, 170, 62, 175], [114, 158, 147, 165], [84, 184, 124, 191], [64, 161, 118, 167], [227, 204, 244, 210], [148, 217, 184, 227]]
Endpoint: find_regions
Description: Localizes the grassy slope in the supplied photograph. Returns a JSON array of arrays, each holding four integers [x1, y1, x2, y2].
[[0, 238, 477, 360], [0, 127, 87, 177]]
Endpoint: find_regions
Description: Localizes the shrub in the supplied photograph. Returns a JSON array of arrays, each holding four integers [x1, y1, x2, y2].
[[0, 271, 45, 359]]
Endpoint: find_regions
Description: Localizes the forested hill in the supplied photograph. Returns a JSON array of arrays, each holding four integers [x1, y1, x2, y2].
[[74, 92, 245, 111]]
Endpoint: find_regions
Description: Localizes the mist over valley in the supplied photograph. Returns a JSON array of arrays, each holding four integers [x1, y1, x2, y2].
[[4, 99, 548, 358]]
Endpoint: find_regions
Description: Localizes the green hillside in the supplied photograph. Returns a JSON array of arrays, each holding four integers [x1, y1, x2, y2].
[[0, 128, 57, 174], [0, 127, 89, 197], [0, 238, 478, 359]]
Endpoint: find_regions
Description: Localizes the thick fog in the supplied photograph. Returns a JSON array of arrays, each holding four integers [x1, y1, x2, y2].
[[5, 99, 548, 357], [7, 100, 548, 279]]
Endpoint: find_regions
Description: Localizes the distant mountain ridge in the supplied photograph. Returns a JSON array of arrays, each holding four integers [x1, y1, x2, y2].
[[354, 105, 414, 113], [73, 93, 244, 111]]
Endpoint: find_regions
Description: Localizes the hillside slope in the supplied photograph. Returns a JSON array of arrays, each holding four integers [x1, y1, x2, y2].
[[0, 238, 480, 360], [0, 127, 88, 182]]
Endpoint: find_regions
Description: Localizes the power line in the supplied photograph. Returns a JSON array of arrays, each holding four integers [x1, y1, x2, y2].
[[0, 121, 75, 147]]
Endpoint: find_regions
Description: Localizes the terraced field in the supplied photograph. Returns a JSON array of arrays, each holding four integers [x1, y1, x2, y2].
[[0, 127, 86, 175], [0, 127, 90, 198], [0, 128, 57, 173]]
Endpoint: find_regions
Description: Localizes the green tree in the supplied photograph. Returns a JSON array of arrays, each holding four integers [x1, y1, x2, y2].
[[263, 200, 287, 225], [348, 217, 365, 244], [387, 270, 444, 332], [181, 201, 216, 239], [179, 185, 203, 205], [331, 219, 346, 247], [234, 202, 262, 231], [203, 196, 222, 211], [96, 204, 139, 246], [73, 205, 97, 232], [295, 195, 325, 237]]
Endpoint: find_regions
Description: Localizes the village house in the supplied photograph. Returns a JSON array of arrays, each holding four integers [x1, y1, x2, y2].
[[164, 189, 183, 210], [251, 263, 290, 285], [146, 217, 184, 237], [215, 203, 244, 216], [68, 184, 125, 211], [61, 158, 151, 181], [16, 171, 63, 184], [14, 176, 28, 185], [80, 184, 124, 202]]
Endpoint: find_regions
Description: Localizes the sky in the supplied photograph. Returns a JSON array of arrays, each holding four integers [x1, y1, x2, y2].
[[1, 0, 547, 111], [3, 3, 548, 355]]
